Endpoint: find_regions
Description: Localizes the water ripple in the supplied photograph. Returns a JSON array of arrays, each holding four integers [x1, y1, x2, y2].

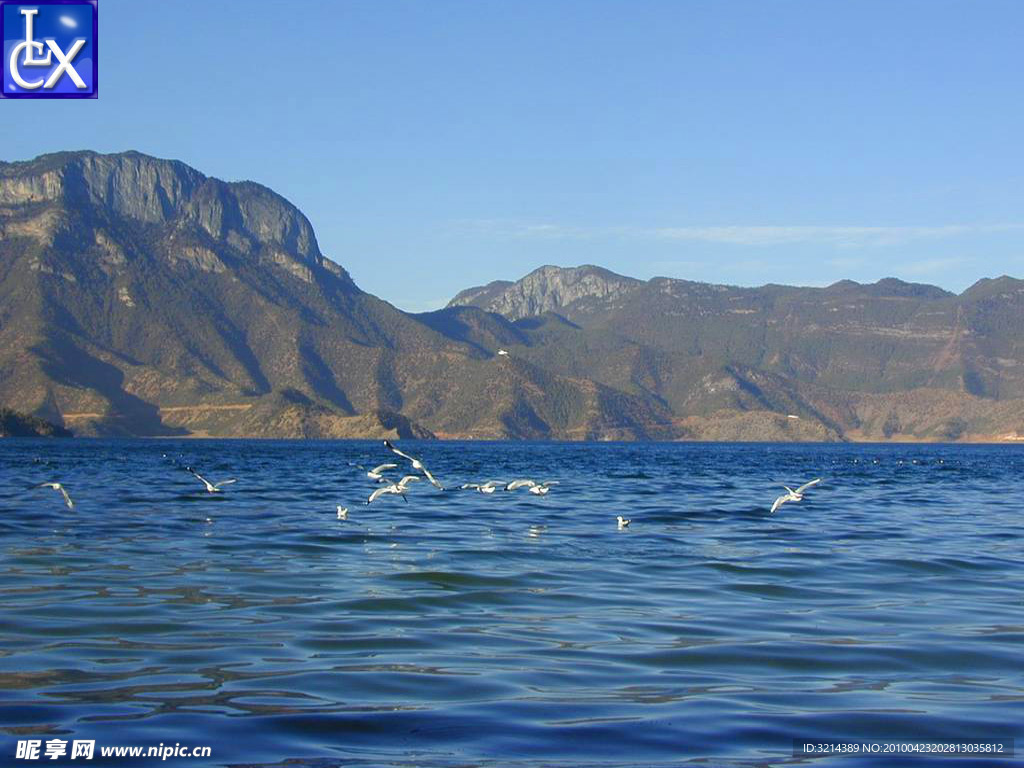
[[0, 439, 1022, 766]]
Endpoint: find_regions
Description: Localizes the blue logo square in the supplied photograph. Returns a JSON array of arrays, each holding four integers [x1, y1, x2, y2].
[[1, 0, 97, 98]]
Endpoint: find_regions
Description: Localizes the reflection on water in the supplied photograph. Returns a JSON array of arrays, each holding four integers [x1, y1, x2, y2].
[[0, 440, 1022, 766]]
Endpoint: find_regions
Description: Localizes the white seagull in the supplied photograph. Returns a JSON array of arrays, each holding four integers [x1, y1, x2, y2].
[[383, 440, 443, 490], [337, 505, 348, 520], [528, 481, 559, 496], [617, 515, 630, 529], [186, 467, 237, 494], [770, 478, 822, 514], [397, 475, 421, 490], [366, 475, 420, 505], [461, 480, 503, 494], [366, 463, 397, 481], [505, 479, 537, 491], [367, 483, 408, 504], [33, 482, 74, 509]]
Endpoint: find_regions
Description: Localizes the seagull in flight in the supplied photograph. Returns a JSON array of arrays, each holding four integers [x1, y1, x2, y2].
[[503, 480, 559, 494], [528, 481, 559, 496], [505, 479, 537, 491], [366, 463, 397, 481], [33, 482, 74, 509], [617, 515, 630, 529], [770, 478, 822, 514], [383, 440, 443, 490], [348, 462, 398, 482], [368, 484, 405, 504], [366, 475, 420, 504], [337, 505, 348, 520], [186, 467, 237, 494], [461, 481, 504, 494]]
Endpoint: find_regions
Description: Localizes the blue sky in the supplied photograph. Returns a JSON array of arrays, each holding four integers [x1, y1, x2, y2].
[[3, 0, 1024, 310]]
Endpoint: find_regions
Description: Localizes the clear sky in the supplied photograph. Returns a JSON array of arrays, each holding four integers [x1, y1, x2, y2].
[[3, 0, 1024, 310]]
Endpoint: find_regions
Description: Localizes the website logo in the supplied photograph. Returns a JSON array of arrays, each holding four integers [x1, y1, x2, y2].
[[1, 0, 97, 98]]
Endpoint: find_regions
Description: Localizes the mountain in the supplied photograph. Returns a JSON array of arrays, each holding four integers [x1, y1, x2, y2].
[[449, 265, 1024, 442], [6, 150, 1024, 442], [0, 151, 678, 440], [448, 265, 643, 321]]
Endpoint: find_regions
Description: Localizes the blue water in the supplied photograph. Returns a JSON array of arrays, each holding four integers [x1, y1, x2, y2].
[[0, 440, 1022, 767]]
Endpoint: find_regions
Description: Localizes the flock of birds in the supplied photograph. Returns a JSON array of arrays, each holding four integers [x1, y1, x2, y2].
[[29, 438, 825, 527], [341, 441, 563, 519]]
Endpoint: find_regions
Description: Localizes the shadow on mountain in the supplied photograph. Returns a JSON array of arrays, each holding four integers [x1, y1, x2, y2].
[[32, 336, 184, 436]]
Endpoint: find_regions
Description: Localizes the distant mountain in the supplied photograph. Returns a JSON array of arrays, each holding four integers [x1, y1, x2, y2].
[[449, 265, 1024, 442], [448, 265, 642, 321], [0, 151, 676, 439]]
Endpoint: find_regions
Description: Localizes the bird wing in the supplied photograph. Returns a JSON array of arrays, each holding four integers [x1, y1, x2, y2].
[[367, 486, 389, 504], [59, 487, 74, 509], [215, 479, 237, 489], [420, 466, 443, 490], [541, 481, 560, 488], [782, 485, 796, 494], [796, 478, 822, 494], [770, 494, 788, 514], [460, 483, 479, 490], [383, 440, 415, 463], [397, 475, 421, 490], [188, 468, 210, 485], [370, 463, 397, 475], [32, 482, 58, 490]]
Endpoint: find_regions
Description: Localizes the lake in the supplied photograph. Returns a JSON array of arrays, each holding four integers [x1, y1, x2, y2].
[[1, 440, 1021, 767]]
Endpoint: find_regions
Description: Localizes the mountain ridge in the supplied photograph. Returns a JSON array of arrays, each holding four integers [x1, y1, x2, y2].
[[4, 150, 1024, 442], [446, 264, 1024, 442]]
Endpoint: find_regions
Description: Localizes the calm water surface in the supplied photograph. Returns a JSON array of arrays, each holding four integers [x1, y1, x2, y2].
[[0, 440, 1022, 767]]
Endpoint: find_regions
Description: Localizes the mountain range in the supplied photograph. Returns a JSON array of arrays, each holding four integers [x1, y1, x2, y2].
[[3, 150, 1024, 442]]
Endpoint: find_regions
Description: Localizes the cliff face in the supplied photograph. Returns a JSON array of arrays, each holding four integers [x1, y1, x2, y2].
[[0, 151, 347, 284], [0, 151, 678, 440], [449, 265, 642, 320]]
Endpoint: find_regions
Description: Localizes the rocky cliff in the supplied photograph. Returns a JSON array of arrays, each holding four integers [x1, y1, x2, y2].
[[449, 264, 642, 320]]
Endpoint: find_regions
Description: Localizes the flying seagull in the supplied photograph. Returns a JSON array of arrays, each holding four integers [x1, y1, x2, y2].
[[617, 515, 630, 529], [366, 463, 397, 481], [505, 479, 537, 491], [337, 505, 348, 520], [461, 481, 504, 494], [383, 440, 443, 490], [367, 475, 420, 505], [33, 482, 74, 509], [367, 483, 407, 504], [528, 481, 559, 496], [770, 478, 822, 514], [368, 484, 403, 504], [186, 467, 237, 494]]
